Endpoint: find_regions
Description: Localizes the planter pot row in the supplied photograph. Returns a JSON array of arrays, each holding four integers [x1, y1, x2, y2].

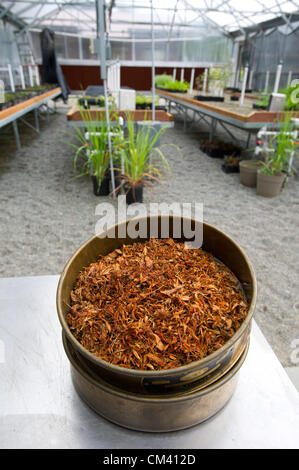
[[200, 141, 242, 159], [135, 104, 167, 111], [92, 170, 143, 204], [224, 87, 253, 93], [0, 88, 56, 111], [194, 95, 224, 102], [78, 97, 105, 109], [239, 160, 285, 197], [156, 86, 187, 94]]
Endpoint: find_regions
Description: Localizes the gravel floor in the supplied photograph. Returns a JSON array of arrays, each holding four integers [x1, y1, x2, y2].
[[0, 101, 298, 368]]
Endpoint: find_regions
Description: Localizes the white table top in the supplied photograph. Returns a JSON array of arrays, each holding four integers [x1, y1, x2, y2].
[[0, 275, 298, 449]]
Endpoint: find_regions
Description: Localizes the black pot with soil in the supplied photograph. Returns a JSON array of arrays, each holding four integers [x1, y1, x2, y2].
[[194, 95, 224, 102], [253, 103, 267, 110], [136, 104, 167, 111], [222, 155, 241, 174], [125, 184, 143, 204], [156, 87, 187, 94], [112, 169, 122, 196], [200, 141, 242, 159], [221, 164, 240, 174], [78, 97, 105, 109], [225, 87, 253, 94], [225, 87, 240, 92], [92, 176, 110, 196]]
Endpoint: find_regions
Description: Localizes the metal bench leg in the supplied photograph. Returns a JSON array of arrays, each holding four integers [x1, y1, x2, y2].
[[209, 118, 217, 142], [184, 109, 188, 132], [246, 132, 252, 148], [12, 120, 21, 151], [34, 108, 39, 132]]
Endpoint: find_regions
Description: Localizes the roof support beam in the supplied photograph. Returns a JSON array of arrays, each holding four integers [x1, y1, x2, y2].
[[0, 5, 12, 19], [0, 5, 26, 27], [16, 1, 50, 34]]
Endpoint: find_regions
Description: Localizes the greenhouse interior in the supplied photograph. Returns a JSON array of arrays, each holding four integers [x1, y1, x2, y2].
[[0, 0, 299, 449]]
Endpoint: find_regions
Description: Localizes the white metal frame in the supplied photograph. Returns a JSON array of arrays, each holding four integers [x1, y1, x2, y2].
[[0, 64, 15, 91], [1, 1, 298, 40], [255, 125, 299, 175]]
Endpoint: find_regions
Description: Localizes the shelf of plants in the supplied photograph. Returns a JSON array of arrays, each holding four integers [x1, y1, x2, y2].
[[0, 86, 61, 126]]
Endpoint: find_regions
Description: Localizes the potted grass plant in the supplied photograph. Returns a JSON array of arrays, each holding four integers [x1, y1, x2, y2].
[[135, 93, 165, 110], [63, 107, 118, 196], [116, 114, 171, 204], [256, 113, 296, 197], [78, 95, 105, 109], [155, 74, 189, 93], [253, 93, 270, 110], [196, 65, 230, 102], [74, 121, 111, 196]]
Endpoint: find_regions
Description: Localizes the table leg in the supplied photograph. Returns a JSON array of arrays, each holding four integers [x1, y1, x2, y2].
[[12, 120, 21, 151], [34, 109, 39, 132], [209, 118, 217, 142], [246, 132, 252, 148], [184, 109, 187, 132]]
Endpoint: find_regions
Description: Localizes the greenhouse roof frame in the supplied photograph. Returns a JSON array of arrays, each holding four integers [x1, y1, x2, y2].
[[0, 0, 298, 40]]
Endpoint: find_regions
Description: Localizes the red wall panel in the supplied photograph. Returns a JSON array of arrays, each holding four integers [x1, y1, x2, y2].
[[40, 65, 204, 91]]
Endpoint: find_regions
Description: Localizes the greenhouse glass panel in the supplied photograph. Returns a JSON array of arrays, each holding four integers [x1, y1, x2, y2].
[[65, 36, 80, 60], [82, 38, 97, 60]]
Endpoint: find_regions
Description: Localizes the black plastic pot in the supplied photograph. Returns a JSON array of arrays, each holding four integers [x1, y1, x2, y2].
[[136, 103, 150, 110], [201, 142, 242, 159], [209, 148, 224, 158], [111, 169, 122, 196], [92, 176, 110, 196], [225, 87, 240, 92], [125, 184, 143, 204], [221, 163, 240, 174], [230, 96, 239, 101], [225, 87, 252, 94], [136, 104, 167, 111], [200, 144, 224, 158], [253, 104, 267, 110], [156, 87, 187, 94], [78, 97, 105, 109], [194, 95, 224, 102]]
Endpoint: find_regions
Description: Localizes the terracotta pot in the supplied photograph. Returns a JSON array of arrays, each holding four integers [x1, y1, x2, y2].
[[256, 170, 285, 198], [56, 216, 257, 394], [239, 160, 261, 188]]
